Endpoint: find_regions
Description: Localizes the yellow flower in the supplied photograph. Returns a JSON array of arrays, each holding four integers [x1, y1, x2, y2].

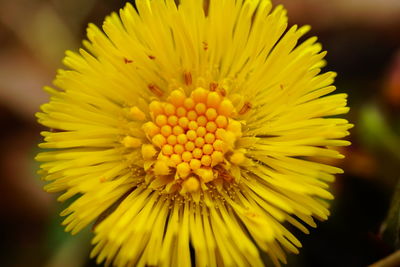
[[36, 0, 352, 266]]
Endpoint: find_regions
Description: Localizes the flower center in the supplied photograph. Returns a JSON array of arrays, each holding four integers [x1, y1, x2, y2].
[[140, 87, 243, 194]]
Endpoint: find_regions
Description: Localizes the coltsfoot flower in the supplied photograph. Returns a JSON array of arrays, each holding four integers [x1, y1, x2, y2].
[[36, 0, 352, 266]]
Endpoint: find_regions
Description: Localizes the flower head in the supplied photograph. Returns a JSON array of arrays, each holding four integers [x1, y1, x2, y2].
[[37, 0, 352, 266]]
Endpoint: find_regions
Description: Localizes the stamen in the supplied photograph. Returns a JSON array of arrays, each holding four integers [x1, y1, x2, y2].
[[209, 82, 218, 91], [202, 42, 209, 51], [184, 71, 192, 86], [148, 83, 164, 97], [124, 58, 133, 64], [239, 101, 252, 115]]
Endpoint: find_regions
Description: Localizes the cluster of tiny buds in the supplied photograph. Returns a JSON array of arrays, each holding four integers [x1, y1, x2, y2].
[[124, 87, 246, 194]]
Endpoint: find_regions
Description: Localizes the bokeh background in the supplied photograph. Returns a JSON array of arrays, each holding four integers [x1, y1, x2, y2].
[[0, 0, 399, 266]]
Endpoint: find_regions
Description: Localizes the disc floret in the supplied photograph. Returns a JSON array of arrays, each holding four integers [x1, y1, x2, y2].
[[138, 87, 244, 195]]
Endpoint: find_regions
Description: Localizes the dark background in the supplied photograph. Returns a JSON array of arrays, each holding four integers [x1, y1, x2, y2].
[[0, 0, 399, 266]]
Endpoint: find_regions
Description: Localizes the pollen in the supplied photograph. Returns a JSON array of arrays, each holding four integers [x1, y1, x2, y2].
[[141, 86, 243, 193]]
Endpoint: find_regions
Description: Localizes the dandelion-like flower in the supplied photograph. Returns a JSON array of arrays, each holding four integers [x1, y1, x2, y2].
[[37, 0, 352, 266]]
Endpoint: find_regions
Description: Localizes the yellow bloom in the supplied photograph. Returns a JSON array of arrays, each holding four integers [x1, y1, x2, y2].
[[36, 0, 352, 266]]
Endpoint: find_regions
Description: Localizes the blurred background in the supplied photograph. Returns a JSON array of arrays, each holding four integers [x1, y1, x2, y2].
[[0, 0, 399, 266]]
